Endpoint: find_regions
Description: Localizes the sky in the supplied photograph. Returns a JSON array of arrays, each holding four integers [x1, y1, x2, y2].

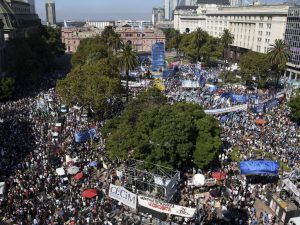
[[36, 0, 163, 22]]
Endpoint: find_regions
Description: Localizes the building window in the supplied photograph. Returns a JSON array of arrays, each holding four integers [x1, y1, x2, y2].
[[258, 31, 262, 36], [258, 37, 262, 42], [260, 16, 264, 20], [265, 39, 270, 43], [267, 16, 272, 21], [267, 24, 272, 29], [266, 31, 270, 36], [259, 23, 263, 28]]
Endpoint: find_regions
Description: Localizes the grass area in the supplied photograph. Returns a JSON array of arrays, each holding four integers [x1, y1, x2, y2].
[[229, 148, 291, 172]]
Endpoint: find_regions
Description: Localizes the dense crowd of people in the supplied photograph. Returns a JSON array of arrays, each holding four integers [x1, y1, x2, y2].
[[0, 63, 299, 225]]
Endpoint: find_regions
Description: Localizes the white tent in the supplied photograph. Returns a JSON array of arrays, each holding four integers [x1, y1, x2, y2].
[[67, 166, 80, 175], [56, 167, 65, 176], [192, 174, 205, 187]]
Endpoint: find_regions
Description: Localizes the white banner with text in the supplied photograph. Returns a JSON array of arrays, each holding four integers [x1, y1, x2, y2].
[[138, 195, 196, 218], [109, 184, 137, 209]]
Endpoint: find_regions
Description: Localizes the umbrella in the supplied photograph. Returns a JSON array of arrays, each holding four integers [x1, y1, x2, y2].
[[67, 166, 80, 175], [82, 189, 97, 198], [255, 119, 267, 126], [56, 167, 65, 176], [88, 161, 97, 167], [74, 172, 84, 181], [192, 174, 205, 187], [212, 172, 226, 181]]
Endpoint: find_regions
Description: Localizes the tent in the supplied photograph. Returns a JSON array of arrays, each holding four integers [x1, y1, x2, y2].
[[56, 167, 65, 176], [255, 119, 267, 126], [67, 166, 80, 175], [82, 189, 97, 198], [192, 174, 205, 187], [240, 160, 279, 175], [74, 172, 84, 181], [212, 172, 226, 181]]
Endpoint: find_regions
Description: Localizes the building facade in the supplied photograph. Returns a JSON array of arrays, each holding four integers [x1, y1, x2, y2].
[[85, 21, 115, 29], [26, 0, 35, 13], [0, 19, 4, 75], [152, 7, 165, 25], [165, 0, 180, 21], [61, 27, 102, 53], [174, 4, 289, 55], [284, 7, 300, 80], [45, 0, 56, 26], [0, 0, 40, 40], [115, 26, 165, 52]]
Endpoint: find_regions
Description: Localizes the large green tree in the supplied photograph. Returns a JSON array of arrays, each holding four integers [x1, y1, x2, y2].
[[288, 93, 300, 123], [221, 29, 234, 62], [239, 51, 271, 87], [118, 43, 139, 102], [41, 26, 65, 55], [56, 61, 120, 118], [103, 89, 222, 170], [267, 39, 291, 91]]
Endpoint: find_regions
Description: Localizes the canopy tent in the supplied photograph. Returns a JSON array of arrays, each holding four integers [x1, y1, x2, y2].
[[82, 189, 97, 198], [56, 167, 65, 176], [67, 166, 80, 175], [192, 174, 205, 187], [212, 172, 226, 181], [240, 160, 279, 175], [255, 119, 268, 126], [74, 172, 84, 181]]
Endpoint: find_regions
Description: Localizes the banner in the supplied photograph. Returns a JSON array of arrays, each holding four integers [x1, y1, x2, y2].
[[109, 184, 137, 209], [204, 104, 248, 115], [240, 160, 279, 175], [75, 128, 97, 142], [138, 195, 196, 218]]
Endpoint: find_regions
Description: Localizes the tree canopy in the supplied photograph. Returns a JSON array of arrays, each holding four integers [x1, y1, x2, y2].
[[57, 31, 123, 118], [3, 25, 65, 99], [288, 93, 300, 123], [239, 51, 271, 88], [178, 30, 223, 64], [267, 39, 291, 90], [103, 88, 222, 170]]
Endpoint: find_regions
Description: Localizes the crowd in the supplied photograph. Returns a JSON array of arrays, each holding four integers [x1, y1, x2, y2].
[[0, 62, 299, 225]]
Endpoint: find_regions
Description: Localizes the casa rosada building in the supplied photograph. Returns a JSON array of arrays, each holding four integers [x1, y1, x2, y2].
[[61, 25, 166, 53]]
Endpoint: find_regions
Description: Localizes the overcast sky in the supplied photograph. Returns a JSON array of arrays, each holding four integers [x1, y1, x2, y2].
[[36, 0, 163, 22]]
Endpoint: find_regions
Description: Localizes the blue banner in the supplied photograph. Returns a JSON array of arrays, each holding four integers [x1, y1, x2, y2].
[[75, 128, 97, 142], [163, 70, 173, 78], [264, 99, 278, 111], [252, 103, 265, 113], [240, 160, 279, 175], [231, 94, 248, 103]]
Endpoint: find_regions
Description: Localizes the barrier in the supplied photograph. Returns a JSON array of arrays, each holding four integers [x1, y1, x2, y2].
[[204, 104, 248, 115]]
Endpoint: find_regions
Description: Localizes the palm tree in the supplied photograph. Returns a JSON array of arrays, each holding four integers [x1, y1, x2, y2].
[[108, 33, 123, 55], [267, 39, 291, 92], [118, 43, 139, 102], [195, 28, 206, 62], [221, 29, 234, 62]]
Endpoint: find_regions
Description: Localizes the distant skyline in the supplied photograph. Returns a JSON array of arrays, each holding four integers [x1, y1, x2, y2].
[[36, 0, 163, 22]]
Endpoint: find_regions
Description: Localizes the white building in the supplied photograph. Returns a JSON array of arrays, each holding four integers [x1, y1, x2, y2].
[[165, 0, 180, 20], [45, 0, 56, 26], [85, 21, 115, 29], [152, 7, 165, 25], [174, 4, 289, 54]]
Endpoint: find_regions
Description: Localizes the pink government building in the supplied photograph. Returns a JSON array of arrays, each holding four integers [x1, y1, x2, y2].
[[61, 24, 165, 53]]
